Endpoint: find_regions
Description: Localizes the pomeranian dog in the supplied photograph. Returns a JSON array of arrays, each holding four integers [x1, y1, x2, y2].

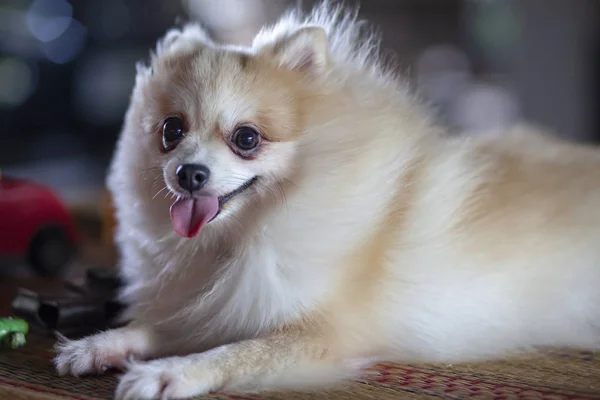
[[54, 2, 600, 399]]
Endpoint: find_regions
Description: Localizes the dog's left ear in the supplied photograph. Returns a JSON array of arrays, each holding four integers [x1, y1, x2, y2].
[[265, 26, 329, 75]]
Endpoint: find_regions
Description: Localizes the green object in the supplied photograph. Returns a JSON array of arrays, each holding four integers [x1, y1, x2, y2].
[[0, 317, 29, 349]]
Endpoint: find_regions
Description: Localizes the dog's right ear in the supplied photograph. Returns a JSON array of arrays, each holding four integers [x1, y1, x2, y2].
[[154, 23, 213, 59], [134, 23, 212, 87]]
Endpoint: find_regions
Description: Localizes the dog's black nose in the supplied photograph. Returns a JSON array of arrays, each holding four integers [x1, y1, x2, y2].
[[176, 164, 210, 192]]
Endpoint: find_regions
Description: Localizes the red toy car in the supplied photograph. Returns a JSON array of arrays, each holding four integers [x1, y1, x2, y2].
[[0, 174, 79, 275]]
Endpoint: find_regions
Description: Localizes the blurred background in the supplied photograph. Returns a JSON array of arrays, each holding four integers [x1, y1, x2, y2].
[[0, 0, 599, 212]]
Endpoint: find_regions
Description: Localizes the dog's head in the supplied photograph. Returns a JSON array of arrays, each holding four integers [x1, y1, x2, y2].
[[116, 22, 331, 238]]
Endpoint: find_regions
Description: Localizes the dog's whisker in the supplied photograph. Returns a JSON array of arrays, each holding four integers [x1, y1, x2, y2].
[[152, 185, 170, 200]]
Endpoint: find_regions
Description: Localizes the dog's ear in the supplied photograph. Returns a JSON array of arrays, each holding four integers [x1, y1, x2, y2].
[[135, 23, 212, 78], [264, 26, 329, 75], [134, 23, 212, 84], [155, 23, 212, 58]]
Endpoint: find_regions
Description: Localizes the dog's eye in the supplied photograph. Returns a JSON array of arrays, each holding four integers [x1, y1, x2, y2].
[[232, 127, 260, 151], [162, 117, 185, 149]]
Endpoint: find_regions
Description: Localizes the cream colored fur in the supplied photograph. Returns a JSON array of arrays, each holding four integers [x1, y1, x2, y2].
[[54, 3, 600, 399]]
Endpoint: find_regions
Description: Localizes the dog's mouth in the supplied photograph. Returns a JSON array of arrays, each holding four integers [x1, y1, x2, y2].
[[217, 176, 258, 209], [169, 177, 258, 238]]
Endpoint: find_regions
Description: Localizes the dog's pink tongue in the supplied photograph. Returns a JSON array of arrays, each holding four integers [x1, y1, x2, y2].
[[170, 196, 219, 238]]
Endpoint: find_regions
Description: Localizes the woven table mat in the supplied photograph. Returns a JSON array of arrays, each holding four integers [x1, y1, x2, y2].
[[1, 334, 599, 399]]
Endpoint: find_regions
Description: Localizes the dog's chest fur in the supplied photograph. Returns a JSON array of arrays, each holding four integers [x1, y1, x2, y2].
[[120, 225, 332, 349]]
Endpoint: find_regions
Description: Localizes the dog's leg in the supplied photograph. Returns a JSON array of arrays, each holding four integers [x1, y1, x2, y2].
[[54, 321, 158, 376], [114, 328, 357, 400]]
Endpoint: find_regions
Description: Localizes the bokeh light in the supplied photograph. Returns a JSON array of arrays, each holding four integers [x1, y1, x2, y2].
[[26, 0, 73, 43], [73, 50, 138, 125], [0, 56, 37, 109], [40, 19, 87, 64]]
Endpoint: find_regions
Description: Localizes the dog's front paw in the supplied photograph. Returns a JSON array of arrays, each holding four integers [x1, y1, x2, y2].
[[53, 328, 149, 377], [115, 356, 219, 400]]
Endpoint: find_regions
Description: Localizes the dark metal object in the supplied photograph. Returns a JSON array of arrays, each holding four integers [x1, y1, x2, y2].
[[11, 267, 126, 338]]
